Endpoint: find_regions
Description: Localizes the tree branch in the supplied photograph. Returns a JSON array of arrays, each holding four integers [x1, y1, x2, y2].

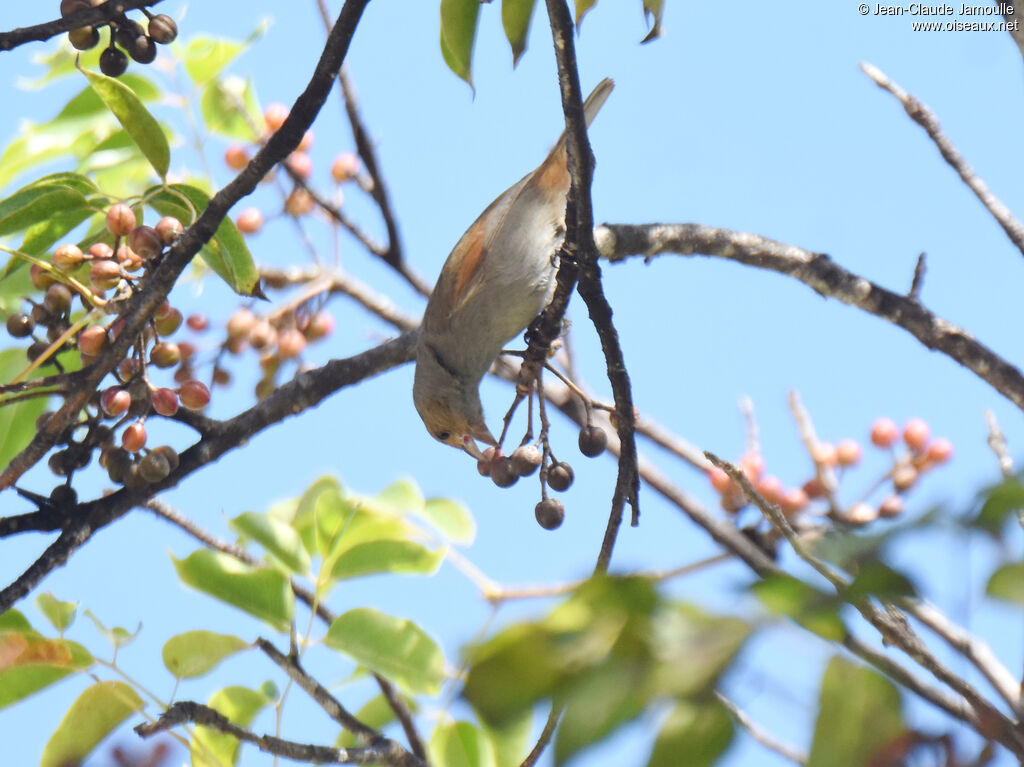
[[597, 223, 1024, 413], [0, 1, 164, 51]]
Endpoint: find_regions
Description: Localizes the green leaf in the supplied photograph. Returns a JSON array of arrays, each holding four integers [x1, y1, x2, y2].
[[229, 510, 311, 575], [647, 700, 733, 767], [575, 0, 598, 26], [0, 350, 50, 470], [986, 561, 1024, 605], [192, 684, 274, 767], [173, 550, 294, 631], [431, 721, 497, 767], [337, 694, 398, 747], [370, 477, 426, 515], [845, 562, 917, 601], [162, 631, 250, 679], [81, 66, 170, 179], [0, 183, 89, 238], [0, 631, 92, 709], [481, 709, 532, 767], [440, 0, 480, 85], [555, 660, 649, 764], [325, 608, 445, 695], [200, 76, 262, 141], [84, 609, 140, 650], [751, 572, 846, 641], [808, 657, 904, 767], [40, 681, 144, 767], [0, 608, 33, 633], [330, 540, 444, 580], [972, 477, 1024, 537], [501, 0, 537, 66], [35, 593, 77, 634], [182, 36, 247, 86], [420, 496, 476, 544], [146, 183, 259, 295]]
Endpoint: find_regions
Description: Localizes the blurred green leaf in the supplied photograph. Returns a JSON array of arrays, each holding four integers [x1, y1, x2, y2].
[[329, 539, 445, 580], [173, 550, 294, 631], [0, 350, 50, 469], [162, 631, 250, 679], [192, 684, 274, 767], [325, 608, 445, 695], [200, 75, 262, 141], [337, 694, 398, 747], [647, 699, 733, 767], [501, 0, 536, 66], [369, 477, 426, 515], [40, 681, 143, 767], [181, 36, 248, 86], [972, 477, 1024, 537], [82, 66, 169, 179], [440, 0, 480, 85], [420, 496, 476, 544], [986, 561, 1024, 605], [431, 721, 497, 767], [229, 510, 311, 575], [0, 183, 89, 239], [845, 562, 917, 601], [751, 572, 846, 641], [808, 657, 904, 767], [0, 630, 92, 709], [84, 609, 140, 650], [481, 709, 532, 767], [35, 593, 76, 634], [147, 183, 259, 295]]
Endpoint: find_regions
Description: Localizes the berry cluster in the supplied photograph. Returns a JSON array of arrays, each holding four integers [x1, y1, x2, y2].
[[225, 104, 363, 234], [211, 304, 334, 400], [476, 422, 609, 531], [706, 416, 953, 526], [5, 203, 212, 501], [61, 1, 178, 78]]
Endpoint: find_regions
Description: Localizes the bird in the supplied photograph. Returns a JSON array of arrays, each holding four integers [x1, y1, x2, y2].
[[413, 78, 614, 459]]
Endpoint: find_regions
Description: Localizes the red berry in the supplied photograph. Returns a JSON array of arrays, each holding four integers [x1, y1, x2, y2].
[[878, 495, 904, 518], [129, 225, 163, 260], [151, 387, 179, 416], [298, 130, 314, 153], [186, 313, 209, 332], [284, 188, 314, 216], [870, 418, 899, 448], [739, 452, 764, 484], [89, 242, 114, 260], [122, 421, 147, 453], [179, 380, 211, 410], [101, 387, 131, 417], [226, 308, 256, 340], [802, 477, 825, 499], [903, 418, 930, 452], [155, 216, 184, 245], [846, 502, 878, 525], [77, 325, 107, 355], [53, 244, 84, 271], [303, 312, 334, 341], [755, 475, 784, 504], [276, 327, 306, 359], [892, 464, 918, 491], [285, 151, 313, 179]]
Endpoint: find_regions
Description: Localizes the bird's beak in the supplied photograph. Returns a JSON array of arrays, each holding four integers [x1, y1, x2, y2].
[[461, 436, 486, 461], [471, 422, 498, 447]]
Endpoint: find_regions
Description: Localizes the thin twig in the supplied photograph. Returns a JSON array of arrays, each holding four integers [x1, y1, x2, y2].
[[860, 61, 1024, 260], [984, 409, 1014, 479], [716, 692, 807, 765], [520, 703, 563, 767]]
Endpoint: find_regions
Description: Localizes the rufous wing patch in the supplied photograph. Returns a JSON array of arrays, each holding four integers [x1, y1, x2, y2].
[[452, 223, 487, 312]]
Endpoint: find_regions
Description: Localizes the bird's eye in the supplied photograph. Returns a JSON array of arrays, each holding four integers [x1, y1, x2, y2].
[[435, 431, 451, 441]]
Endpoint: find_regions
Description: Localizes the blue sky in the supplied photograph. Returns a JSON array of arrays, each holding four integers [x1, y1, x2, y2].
[[2, 1, 1023, 765]]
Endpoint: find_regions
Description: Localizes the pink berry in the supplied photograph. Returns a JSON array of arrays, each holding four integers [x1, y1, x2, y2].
[[779, 487, 809, 515], [224, 145, 249, 170], [285, 151, 313, 179], [925, 438, 953, 465], [236, 208, 264, 235], [739, 452, 764, 484], [122, 421, 147, 453], [811, 442, 838, 467], [836, 439, 862, 467], [264, 103, 289, 132], [846, 502, 878, 525], [707, 466, 732, 494], [870, 418, 899, 448], [331, 152, 361, 182], [105, 203, 136, 237], [100, 387, 131, 417], [755, 475, 784, 504], [903, 418, 930, 452], [878, 495, 904, 518]]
